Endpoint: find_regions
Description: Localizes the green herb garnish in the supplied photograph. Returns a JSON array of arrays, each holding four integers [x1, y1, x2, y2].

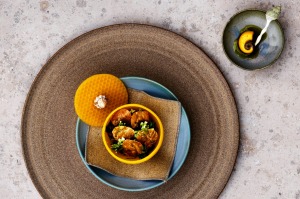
[[118, 121, 126, 126], [140, 121, 149, 131], [148, 121, 155, 128], [111, 137, 125, 151]]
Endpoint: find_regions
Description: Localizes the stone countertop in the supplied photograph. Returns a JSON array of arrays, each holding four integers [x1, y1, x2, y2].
[[1, 0, 299, 198]]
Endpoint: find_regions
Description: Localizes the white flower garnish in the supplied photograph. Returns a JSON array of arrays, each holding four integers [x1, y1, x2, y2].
[[94, 95, 107, 109]]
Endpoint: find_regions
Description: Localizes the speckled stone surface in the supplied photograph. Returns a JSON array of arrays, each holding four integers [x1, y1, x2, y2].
[[1, 0, 300, 198]]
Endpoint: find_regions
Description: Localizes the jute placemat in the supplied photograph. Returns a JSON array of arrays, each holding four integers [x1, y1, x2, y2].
[[86, 88, 181, 180], [22, 24, 239, 199]]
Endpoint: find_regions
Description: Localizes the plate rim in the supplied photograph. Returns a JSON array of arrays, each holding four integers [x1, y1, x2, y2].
[[75, 76, 191, 192], [222, 9, 285, 70]]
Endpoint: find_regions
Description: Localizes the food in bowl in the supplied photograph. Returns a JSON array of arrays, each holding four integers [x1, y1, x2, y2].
[[223, 9, 284, 70], [109, 108, 158, 158], [238, 30, 254, 54], [102, 104, 163, 164], [234, 25, 267, 59]]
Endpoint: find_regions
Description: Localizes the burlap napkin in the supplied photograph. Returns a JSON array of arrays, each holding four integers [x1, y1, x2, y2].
[[85, 88, 181, 181]]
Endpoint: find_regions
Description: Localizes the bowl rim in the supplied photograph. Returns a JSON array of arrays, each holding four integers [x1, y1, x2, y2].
[[222, 8, 285, 71], [102, 103, 164, 164]]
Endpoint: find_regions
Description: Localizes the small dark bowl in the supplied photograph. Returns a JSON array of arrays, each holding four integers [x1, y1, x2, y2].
[[223, 9, 284, 70]]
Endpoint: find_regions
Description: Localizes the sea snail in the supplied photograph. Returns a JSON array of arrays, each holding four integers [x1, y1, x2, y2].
[[238, 31, 254, 54]]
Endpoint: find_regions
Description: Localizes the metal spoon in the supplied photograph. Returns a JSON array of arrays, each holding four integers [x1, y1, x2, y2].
[[254, 6, 281, 46]]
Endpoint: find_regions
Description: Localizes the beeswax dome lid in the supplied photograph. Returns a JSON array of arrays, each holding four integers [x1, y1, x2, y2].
[[74, 74, 128, 127]]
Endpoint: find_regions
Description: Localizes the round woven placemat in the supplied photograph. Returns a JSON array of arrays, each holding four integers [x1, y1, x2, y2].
[[22, 24, 239, 199]]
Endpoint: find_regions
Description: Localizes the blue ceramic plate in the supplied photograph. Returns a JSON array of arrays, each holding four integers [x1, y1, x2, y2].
[[76, 76, 191, 191], [223, 9, 284, 70]]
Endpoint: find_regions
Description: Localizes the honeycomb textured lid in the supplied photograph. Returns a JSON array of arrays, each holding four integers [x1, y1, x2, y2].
[[74, 74, 128, 127]]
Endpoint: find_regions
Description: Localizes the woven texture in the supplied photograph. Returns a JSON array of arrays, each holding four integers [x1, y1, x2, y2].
[[21, 24, 239, 199], [86, 88, 181, 180]]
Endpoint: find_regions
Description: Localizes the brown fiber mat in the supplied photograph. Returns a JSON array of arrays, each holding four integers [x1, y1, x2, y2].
[[21, 24, 239, 199]]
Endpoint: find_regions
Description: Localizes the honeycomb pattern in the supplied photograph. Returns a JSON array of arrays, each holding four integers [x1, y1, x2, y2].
[[74, 74, 128, 127]]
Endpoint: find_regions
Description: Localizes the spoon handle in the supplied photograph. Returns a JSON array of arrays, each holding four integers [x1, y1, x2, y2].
[[255, 19, 271, 46]]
